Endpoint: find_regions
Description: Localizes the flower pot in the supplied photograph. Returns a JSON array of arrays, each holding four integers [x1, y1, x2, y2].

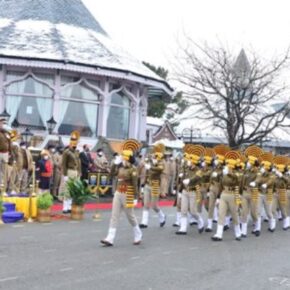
[[71, 204, 84, 220], [37, 208, 51, 223]]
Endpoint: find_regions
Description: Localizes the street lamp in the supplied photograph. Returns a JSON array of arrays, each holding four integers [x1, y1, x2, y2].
[[21, 127, 34, 145], [46, 116, 57, 134], [0, 109, 10, 122], [181, 127, 201, 143]]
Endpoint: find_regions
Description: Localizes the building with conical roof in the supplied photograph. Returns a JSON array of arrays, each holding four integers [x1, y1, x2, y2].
[[0, 0, 171, 147]]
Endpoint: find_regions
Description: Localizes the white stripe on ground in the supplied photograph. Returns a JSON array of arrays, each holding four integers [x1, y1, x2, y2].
[[0, 276, 19, 282]]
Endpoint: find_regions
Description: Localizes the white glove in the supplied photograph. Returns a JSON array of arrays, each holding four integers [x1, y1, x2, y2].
[[211, 171, 218, 178], [178, 192, 182, 199], [187, 160, 191, 167], [133, 199, 138, 206], [172, 190, 176, 195], [276, 171, 283, 178], [145, 163, 151, 170], [114, 156, 122, 165], [249, 182, 256, 187], [183, 178, 190, 186], [64, 176, 69, 182], [152, 159, 157, 165], [222, 166, 229, 176], [179, 173, 184, 178], [262, 183, 267, 189]]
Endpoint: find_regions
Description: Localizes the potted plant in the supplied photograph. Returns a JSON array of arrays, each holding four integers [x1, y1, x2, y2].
[[67, 179, 91, 220], [37, 192, 53, 223]]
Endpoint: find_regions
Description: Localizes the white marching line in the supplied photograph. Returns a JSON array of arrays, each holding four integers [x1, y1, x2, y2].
[[0, 276, 19, 282], [59, 267, 73, 272]]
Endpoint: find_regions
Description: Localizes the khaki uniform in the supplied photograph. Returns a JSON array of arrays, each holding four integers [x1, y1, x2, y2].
[[213, 170, 242, 240], [0, 129, 11, 190], [7, 143, 22, 193], [140, 159, 166, 227], [168, 159, 177, 195], [198, 167, 211, 213], [160, 159, 170, 196], [206, 168, 222, 230], [51, 152, 62, 197], [19, 148, 33, 193]]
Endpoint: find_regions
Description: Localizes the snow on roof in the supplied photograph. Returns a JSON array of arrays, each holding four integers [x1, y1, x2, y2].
[[153, 138, 184, 149], [0, 0, 171, 91], [146, 116, 164, 127]]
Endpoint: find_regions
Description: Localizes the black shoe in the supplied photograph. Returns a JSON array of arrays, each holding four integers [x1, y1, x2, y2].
[[172, 223, 180, 227], [251, 230, 256, 235], [223, 225, 229, 231], [255, 231, 260, 237], [205, 228, 212, 233], [211, 236, 222, 241], [213, 220, 218, 223], [139, 224, 148, 229], [189, 222, 198, 226], [100, 240, 113, 247], [241, 234, 247, 238], [160, 216, 166, 227], [62, 210, 69, 214], [264, 219, 269, 223], [68, 210, 71, 214], [283, 227, 289, 231], [175, 231, 187, 235], [279, 217, 283, 221], [268, 228, 275, 233], [198, 227, 204, 234], [235, 237, 241, 241]]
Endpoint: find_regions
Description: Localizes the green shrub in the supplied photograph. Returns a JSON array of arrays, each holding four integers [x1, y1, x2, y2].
[[0, 197, 4, 214], [37, 192, 53, 210], [67, 178, 91, 206]]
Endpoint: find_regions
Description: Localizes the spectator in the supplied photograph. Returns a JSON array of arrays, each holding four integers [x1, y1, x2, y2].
[[79, 144, 93, 180]]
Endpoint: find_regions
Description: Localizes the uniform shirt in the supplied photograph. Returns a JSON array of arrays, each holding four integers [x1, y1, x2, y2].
[[62, 148, 81, 176]]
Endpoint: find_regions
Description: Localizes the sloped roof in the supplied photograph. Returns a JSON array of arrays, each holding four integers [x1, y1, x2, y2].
[[233, 49, 251, 77], [0, 0, 171, 93]]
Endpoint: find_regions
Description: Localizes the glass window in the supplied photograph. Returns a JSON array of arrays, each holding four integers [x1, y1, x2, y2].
[[107, 91, 131, 140], [5, 76, 53, 129], [58, 82, 100, 137]]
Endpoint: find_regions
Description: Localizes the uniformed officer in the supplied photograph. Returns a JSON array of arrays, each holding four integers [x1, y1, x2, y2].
[[60, 131, 81, 213], [101, 140, 142, 246]]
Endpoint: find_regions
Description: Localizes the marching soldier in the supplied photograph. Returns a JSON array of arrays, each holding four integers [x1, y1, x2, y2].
[[60, 131, 81, 213], [139, 144, 166, 228], [101, 140, 142, 246], [205, 146, 227, 232], [241, 146, 263, 237], [176, 145, 205, 235], [272, 156, 289, 230], [160, 151, 171, 197], [212, 151, 242, 241]]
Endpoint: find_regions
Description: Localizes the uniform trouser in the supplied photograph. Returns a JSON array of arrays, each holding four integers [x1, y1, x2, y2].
[[218, 192, 239, 226], [160, 174, 169, 196], [181, 190, 200, 220], [208, 186, 219, 219], [272, 193, 288, 219], [287, 190, 290, 216], [259, 194, 273, 220], [51, 170, 61, 196], [7, 165, 20, 193], [0, 153, 8, 190], [176, 193, 182, 211], [241, 192, 259, 223], [60, 169, 78, 211], [168, 175, 175, 195], [197, 186, 208, 213], [112, 177, 118, 195], [143, 184, 161, 212], [109, 191, 138, 228], [19, 169, 29, 193]]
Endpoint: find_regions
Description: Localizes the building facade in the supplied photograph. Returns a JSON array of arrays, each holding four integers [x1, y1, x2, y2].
[[0, 0, 171, 147]]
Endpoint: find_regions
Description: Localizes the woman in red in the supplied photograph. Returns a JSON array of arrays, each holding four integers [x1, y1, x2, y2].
[[36, 150, 53, 192]]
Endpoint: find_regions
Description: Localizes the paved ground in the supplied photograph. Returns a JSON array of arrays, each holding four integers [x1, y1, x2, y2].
[[1, 207, 290, 290]]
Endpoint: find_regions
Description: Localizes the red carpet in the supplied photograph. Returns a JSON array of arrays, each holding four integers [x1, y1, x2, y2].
[[51, 200, 174, 212]]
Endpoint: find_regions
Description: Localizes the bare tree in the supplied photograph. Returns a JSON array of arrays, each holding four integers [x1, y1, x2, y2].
[[173, 40, 290, 148]]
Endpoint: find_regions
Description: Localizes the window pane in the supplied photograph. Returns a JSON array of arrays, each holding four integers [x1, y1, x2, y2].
[[6, 77, 53, 97], [6, 95, 52, 129], [58, 100, 98, 137], [107, 106, 130, 139], [61, 83, 99, 101], [111, 91, 130, 106]]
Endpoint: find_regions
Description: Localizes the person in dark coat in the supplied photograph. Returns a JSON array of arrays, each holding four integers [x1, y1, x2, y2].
[[79, 144, 93, 180], [36, 150, 53, 192]]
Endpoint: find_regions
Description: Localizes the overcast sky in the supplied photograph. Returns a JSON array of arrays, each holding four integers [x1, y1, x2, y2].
[[83, 0, 290, 73]]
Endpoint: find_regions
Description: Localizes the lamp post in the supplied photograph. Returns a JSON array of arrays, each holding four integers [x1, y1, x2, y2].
[[21, 127, 34, 145], [181, 127, 201, 143], [46, 116, 57, 134], [0, 109, 11, 122]]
